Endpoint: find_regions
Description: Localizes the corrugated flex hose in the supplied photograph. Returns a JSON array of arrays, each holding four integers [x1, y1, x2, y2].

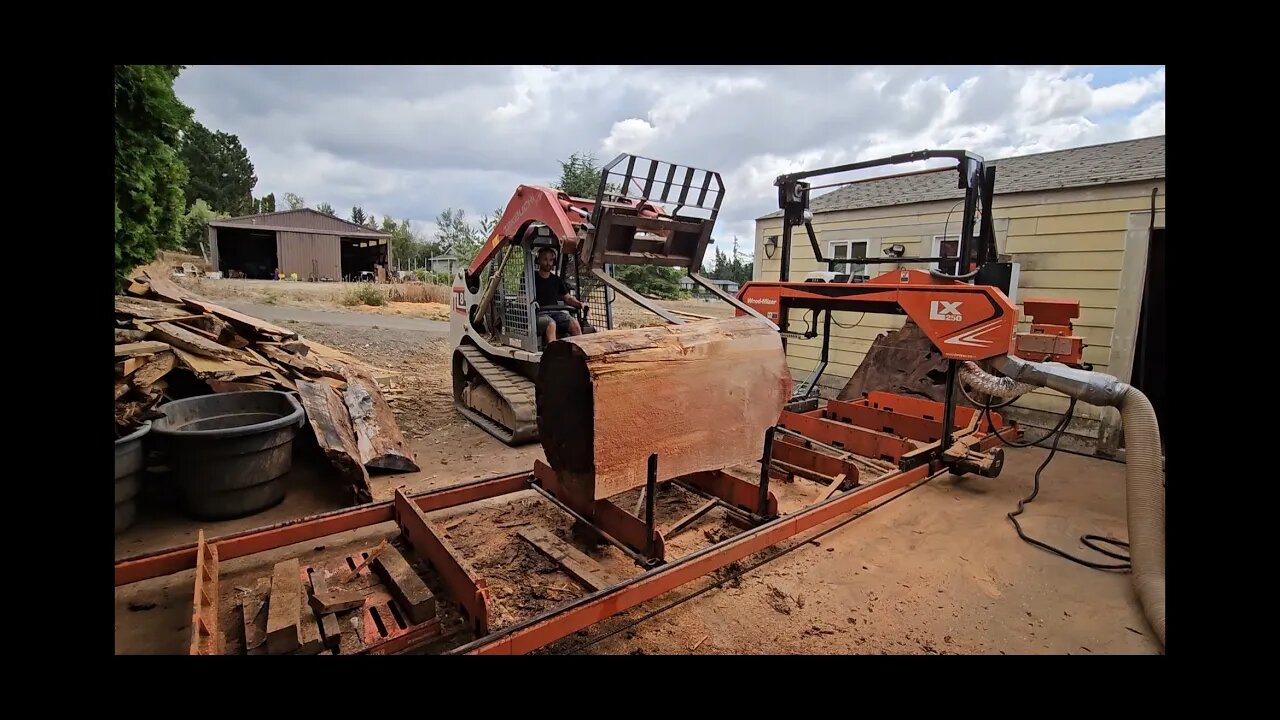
[[968, 359, 1165, 649], [1116, 384, 1166, 648]]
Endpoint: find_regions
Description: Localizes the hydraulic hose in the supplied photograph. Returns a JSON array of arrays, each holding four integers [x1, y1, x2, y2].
[[985, 356, 1165, 649]]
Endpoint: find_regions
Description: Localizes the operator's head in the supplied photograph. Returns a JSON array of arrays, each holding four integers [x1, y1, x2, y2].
[[537, 247, 557, 273]]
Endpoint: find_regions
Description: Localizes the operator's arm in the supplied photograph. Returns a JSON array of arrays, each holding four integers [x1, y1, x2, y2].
[[559, 277, 584, 309]]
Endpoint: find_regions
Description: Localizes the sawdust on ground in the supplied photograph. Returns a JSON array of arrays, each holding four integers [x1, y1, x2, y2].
[[178, 310, 1159, 656]]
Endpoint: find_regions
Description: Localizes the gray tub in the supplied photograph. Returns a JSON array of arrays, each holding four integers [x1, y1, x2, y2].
[[152, 391, 305, 520], [114, 420, 151, 534]]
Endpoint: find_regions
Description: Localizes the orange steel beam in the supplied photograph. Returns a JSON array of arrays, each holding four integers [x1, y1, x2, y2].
[[683, 469, 779, 516], [115, 471, 530, 587], [777, 410, 918, 465], [394, 489, 492, 636], [771, 436, 860, 485], [454, 463, 934, 655]]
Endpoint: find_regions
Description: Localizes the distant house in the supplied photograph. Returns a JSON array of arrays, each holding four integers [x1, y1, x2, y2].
[[680, 277, 740, 295], [208, 208, 391, 282], [428, 252, 461, 275]]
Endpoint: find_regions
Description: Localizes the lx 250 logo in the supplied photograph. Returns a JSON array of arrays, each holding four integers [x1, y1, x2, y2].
[[929, 300, 963, 322]]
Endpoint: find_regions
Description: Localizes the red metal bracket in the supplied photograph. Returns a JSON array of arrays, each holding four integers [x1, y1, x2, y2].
[[682, 469, 779, 517], [533, 461, 666, 561], [393, 489, 492, 636], [770, 436, 860, 486]]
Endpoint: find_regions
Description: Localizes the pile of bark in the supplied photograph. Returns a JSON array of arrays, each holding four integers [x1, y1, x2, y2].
[[114, 270, 418, 503]]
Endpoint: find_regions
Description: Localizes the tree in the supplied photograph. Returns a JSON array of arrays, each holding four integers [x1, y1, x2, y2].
[[350, 206, 367, 226], [315, 202, 336, 216], [433, 207, 503, 266], [179, 121, 258, 216], [253, 193, 276, 214], [366, 214, 377, 228], [284, 192, 305, 210], [613, 265, 687, 300], [183, 199, 228, 255], [707, 237, 753, 286], [114, 65, 193, 290], [553, 151, 604, 198]]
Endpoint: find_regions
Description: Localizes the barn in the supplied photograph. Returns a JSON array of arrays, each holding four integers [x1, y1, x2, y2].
[[208, 209, 392, 282]]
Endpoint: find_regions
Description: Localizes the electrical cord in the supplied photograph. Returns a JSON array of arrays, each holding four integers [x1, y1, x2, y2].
[[983, 397, 1132, 571], [555, 471, 938, 655]]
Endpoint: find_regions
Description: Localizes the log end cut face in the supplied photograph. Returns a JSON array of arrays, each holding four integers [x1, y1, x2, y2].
[[536, 315, 792, 501]]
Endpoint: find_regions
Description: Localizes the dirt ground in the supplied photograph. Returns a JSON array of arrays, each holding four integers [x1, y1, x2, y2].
[[177, 276, 734, 329], [114, 302, 1160, 656]]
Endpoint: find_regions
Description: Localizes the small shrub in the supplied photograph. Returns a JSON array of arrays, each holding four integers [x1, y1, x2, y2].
[[343, 284, 385, 306], [386, 282, 450, 304]]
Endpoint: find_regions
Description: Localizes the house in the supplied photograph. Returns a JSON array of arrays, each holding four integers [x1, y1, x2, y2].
[[679, 276, 740, 295], [428, 252, 461, 275], [208, 209, 392, 282], [752, 135, 1165, 456]]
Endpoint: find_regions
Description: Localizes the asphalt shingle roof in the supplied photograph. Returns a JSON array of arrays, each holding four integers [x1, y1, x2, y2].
[[758, 135, 1165, 219]]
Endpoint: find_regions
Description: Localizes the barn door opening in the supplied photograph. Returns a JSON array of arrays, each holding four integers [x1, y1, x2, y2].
[[1129, 227, 1166, 444]]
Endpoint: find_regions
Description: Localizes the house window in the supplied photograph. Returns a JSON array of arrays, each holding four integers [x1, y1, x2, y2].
[[828, 239, 878, 279], [932, 235, 961, 275]]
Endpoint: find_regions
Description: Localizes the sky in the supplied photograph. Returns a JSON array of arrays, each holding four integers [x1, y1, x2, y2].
[[173, 65, 1165, 264]]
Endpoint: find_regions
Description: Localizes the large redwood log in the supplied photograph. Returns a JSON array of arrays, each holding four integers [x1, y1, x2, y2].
[[537, 316, 792, 503]]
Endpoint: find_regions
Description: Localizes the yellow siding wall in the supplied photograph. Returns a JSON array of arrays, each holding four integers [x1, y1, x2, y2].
[[753, 180, 1166, 435]]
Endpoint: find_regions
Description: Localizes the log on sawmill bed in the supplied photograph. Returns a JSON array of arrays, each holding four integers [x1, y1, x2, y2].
[[536, 315, 792, 502]]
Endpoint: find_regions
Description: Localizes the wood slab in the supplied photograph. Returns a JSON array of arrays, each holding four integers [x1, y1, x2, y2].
[[537, 315, 792, 501], [115, 295, 201, 321], [517, 527, 622, 591], [139, 270, 299, 339], [239, 578, 271, 655], [115, 328, 149, 344], [115, 341, 170, 358], [335, 362, 419, 472], [132, 351, 176, 388], [265, 559, 302, 655], [172, 347, 269, 380], [150, 322, 242, 362], [370, 544, 436, 625], [307, 569, 343, 650], [310, 590, 365, 614], [296, 379, 372, 503]]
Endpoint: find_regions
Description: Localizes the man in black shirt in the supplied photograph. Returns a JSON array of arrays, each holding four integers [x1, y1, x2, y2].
[[534, 247, 585, 343]]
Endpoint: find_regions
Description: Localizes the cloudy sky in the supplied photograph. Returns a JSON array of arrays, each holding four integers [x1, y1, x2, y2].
[[174, 65, 1165, 261]]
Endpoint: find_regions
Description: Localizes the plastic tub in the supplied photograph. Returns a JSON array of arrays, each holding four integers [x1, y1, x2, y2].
[[114, 420, 151, 534], [152, 391, 305, 520]]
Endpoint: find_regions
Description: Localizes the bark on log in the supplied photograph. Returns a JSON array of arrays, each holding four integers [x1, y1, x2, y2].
[[537, 316, 792, 502], [296, 379, 372, 503], [334, 362, 419, 473], [839, 319, 951, 403]]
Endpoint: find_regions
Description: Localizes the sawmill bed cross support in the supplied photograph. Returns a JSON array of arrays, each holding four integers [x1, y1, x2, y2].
[[116, 455, 945, 656]]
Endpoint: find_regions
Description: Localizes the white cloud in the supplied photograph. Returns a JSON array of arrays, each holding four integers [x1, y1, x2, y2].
[[173, 64, 1165, 264], [1129, 101, 1166, 137]]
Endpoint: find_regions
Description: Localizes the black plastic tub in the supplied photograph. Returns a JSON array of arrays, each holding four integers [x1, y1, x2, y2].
[[114, 420, 151, 534], [152, 391, 305, 520]]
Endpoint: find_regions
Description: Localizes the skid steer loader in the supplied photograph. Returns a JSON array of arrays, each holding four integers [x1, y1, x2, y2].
[[448, 152, 772, 445]]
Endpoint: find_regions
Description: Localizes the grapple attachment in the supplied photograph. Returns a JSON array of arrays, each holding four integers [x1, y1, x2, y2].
[[579, 153, 725, 272]]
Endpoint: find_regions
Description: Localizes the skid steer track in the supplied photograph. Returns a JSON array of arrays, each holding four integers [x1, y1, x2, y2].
[[453, 344, 539, 446]]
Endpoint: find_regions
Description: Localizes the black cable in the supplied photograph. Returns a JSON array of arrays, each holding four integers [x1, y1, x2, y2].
[[985, 397, 1132, 571], [556, 472, 937, 655]]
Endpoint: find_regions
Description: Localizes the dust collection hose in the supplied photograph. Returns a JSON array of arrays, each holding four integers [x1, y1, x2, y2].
[[982, 356, 1165, 649]]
